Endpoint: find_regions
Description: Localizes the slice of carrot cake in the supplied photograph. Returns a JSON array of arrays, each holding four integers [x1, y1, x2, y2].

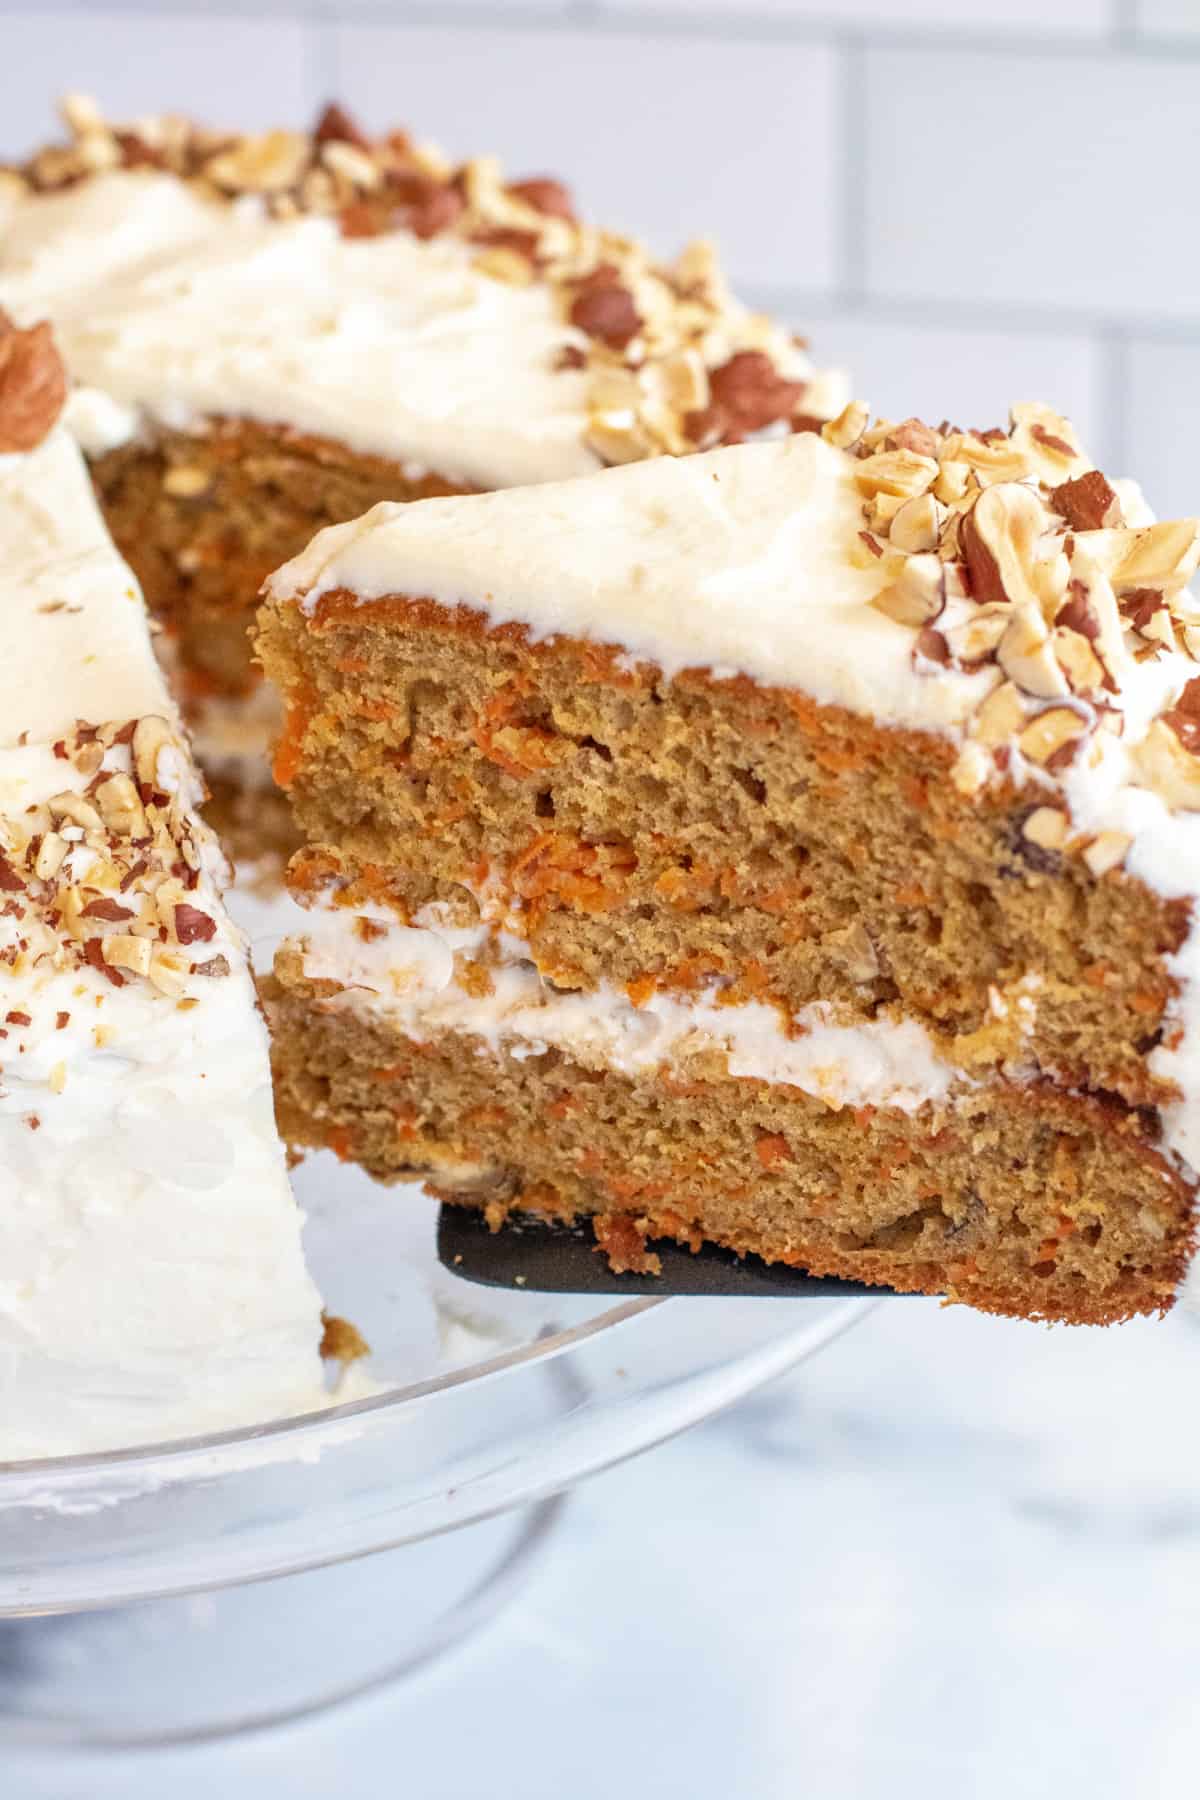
[[0, 96, 845, 842], [0, 315, 325, 1458], [257, 402, 1200, 1326]]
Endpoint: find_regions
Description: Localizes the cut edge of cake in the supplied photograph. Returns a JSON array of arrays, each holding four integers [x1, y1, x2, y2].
[[256, 402, 1200, 1325]]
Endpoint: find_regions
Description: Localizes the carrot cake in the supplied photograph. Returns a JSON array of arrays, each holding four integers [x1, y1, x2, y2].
[[0, 314, 325, 1458], [257, 402, 1200, 1326], [0, 96, 845, 845]]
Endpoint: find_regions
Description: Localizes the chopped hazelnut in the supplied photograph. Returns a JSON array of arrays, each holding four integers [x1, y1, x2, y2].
[[1017, 706, 1088, 767]]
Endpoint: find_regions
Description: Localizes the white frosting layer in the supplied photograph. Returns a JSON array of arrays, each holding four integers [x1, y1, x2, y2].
[[269, 433, 997, 732], [0, 169, 836, 492], [0, 430, 170, 745], [296, 909, 957, 1114], [0, 427, 326, 1459], [1061, 726, 1200, 1181]]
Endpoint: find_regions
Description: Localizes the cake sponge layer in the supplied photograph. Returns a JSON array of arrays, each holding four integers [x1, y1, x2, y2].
[[258, 595, 1186, 1111], [266, 933, 1192, 1326], [92, 419, 467, 699]]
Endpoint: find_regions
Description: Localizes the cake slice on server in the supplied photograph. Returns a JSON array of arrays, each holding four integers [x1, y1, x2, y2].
[[257, 401, 1200, 1327], [0, 316, 325, 1458]]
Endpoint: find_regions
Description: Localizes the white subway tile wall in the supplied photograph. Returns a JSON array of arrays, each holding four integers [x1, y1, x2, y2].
[[331, 25, 840, 290], [0, 11, 314, 153], [2, 0, 1198, 495]]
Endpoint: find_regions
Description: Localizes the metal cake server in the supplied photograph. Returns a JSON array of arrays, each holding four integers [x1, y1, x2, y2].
[[436, 1206, 910, 1298]]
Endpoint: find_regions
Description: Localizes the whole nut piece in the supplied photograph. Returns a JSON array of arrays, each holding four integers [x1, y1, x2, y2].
[[0, 314, 68, 453]]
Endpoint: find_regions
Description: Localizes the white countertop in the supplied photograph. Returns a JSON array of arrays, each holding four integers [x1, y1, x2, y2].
[[9, 1296, 1200, 1799]]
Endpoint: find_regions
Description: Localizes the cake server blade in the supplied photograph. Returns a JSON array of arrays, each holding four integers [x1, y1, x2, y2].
[[436, 1206, 906, 1298]]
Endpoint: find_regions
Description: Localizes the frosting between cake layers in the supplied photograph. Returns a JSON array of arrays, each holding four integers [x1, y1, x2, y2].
[[0, 169, 838, 493], [269, 432, 1001, 733], [0, 423, 327, 1458], [295, 908, 958, 1115]]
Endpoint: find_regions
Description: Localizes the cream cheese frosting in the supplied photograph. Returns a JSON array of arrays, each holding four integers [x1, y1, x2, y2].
[[269, 432, 999, 732], [296, 909, 958, 1116], [0, 428, 169, 744], [0, 425, 326, 1459], [0, 171, 595, 489], [0, 168, 838, 492]]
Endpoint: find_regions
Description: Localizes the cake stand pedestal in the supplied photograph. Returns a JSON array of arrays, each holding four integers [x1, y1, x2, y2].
[[0, 1499, 563, 1747], [0, 1161, 872, 1747]]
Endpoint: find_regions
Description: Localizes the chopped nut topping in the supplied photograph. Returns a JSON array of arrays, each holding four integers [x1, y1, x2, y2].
[[971, 682, 1028, 747], [701, 351, 808, 444], [0, 717, 230, 1012], [205, 129, 309, 194], [997, 603, 1070, 700], [1087, 520, 1200, 597], [132, 714, 173, 789], [4, 99, 833, 468], [1051, 625, 1105, 695], [821, 400, 869, 452], [1017, 706, 1088, 768], [943, 603, 1010, 666], [870, 555, 944, 627], [854, 449, 938, 502], [1051, 470, 1123, 532], [174, 902, 217, 945], [888, 492, 944, 555], [826, 397, 1200, 815], [961, 484, 1048, 614]]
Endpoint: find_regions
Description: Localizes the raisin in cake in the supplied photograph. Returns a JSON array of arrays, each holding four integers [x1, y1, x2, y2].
[[0, 96, 844, 848], [0, 316, 324, 1457], [256, 401, 1200, 1326]]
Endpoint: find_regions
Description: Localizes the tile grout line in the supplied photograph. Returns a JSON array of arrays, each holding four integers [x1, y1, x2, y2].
[[3, 2, 1200, 63], [747, 287, 1200, 349]]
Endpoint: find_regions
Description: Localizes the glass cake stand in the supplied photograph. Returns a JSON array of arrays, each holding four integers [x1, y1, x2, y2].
[[0, 1154, 872, 1747]]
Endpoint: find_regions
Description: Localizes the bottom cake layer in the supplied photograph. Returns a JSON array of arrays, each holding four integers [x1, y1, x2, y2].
[[266, 914, 1195, 1325]]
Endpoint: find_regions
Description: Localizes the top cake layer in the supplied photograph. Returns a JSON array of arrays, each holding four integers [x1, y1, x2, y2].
[[267, 402, 1200, 752], [0, 98, 845, 490]]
